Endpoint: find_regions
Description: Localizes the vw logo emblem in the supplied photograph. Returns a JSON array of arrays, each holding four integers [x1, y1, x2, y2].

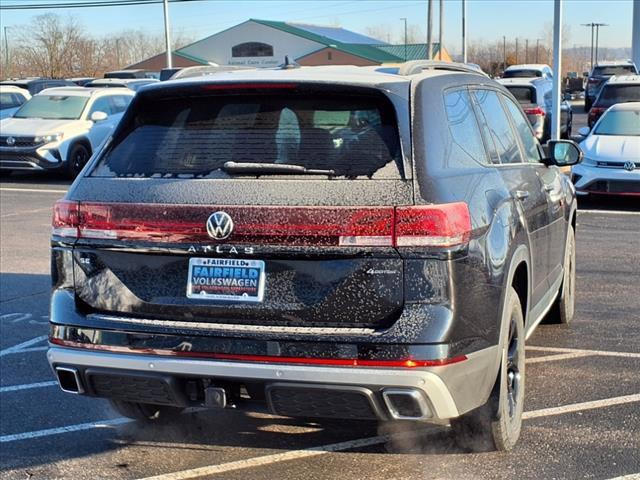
[[6, 136, 15, 146], [623, 161, 635, 172], [206, 211, 234, 240]]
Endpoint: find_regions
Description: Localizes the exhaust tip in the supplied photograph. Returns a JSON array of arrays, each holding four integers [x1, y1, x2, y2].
[[382, 388, 432, 420], [55, 367, 84, 394]]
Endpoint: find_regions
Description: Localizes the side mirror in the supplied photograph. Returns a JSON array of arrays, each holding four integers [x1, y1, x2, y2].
[[90, 111, 108, 122], [545, 140, 583, 167], [577, 126, 590, 137]]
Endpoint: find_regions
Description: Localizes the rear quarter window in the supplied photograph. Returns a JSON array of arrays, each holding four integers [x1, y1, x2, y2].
[[91, 88, 403, 179], [444, 89, 488, 165]]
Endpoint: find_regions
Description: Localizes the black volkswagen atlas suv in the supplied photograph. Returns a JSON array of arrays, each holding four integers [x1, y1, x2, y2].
[[48, 62, 582, 451]]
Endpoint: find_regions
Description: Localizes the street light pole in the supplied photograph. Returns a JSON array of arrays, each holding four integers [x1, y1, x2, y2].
[[525, 39, 529, 63], [438, 0, 444, 61], [536, 38, 540, 63], [503, 35, 506, 71], [400, 18, 407, 61], [426, 0, 433, 59], [162, 0, 173, 69], [462, 0, 467, 63], [515, 37, 518, 64], [594, 23, 608, 64], [551, 0, 563, 140]]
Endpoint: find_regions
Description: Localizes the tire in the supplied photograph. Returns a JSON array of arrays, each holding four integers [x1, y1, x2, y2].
[[65, 143, 91, 179], [451, 286, 525, 452], [584, 98, 592, 112], [546, 227, 576, 324], [109, 399, 183, 422]]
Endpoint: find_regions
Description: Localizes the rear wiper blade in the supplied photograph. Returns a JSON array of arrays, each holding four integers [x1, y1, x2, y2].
[[222, 161, 335, 176]]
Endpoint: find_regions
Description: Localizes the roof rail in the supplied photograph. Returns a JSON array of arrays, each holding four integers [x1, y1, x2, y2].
[[397, 60, 489, 77], [170, 65, 253, 80]]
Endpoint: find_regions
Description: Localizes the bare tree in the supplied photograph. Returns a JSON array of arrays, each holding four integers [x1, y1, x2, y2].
[[15, 14, 84, 78]]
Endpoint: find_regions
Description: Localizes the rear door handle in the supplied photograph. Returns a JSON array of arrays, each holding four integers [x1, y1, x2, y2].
[[514, 190, 530, 200]]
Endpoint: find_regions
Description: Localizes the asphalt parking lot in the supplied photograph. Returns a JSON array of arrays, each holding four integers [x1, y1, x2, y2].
[[1, 105, 639, 480]]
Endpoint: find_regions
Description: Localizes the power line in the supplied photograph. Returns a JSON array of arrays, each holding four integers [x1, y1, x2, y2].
[[0, 0, 211, 10]]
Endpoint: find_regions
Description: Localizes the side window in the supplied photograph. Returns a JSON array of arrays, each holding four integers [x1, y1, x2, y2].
[[110, 95, 131, 113], [89, 97, 113, 116], [471, 89, 523, 164], [501, 94, 543, 163], [444, 89, 488, 165], [14, 93, 27, 106]]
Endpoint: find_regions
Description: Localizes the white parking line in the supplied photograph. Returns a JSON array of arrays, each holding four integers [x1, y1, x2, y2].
[[522, 393, 640, 420], [527, 345, 640, 359], [525, 352, 594, 364], [578, 209, 640, 216], [1, 207, 55, 218], [607, 474, 640, 480], [0, 336, 48, 357], [0, 187, 67, 194], [0, 381, 58, 393], [0, 418, 130, 443]]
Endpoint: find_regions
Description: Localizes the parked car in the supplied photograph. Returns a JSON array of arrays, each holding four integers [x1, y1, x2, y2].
[[0, 85, 31, 120], [104, 69, 148, 79], [67, 77, 96, 87], [503, 64, 553, 79], [498, 76, 573, 140], [0, 78, 76, 96], [573, 102, 640, 197], [84, 78, 159, 91], [584, 61, 638, 111], [588, 75, 640, 127], [47, 62, 582, 452], [0, 87, 134, 177], [160, 67, 184, 81]]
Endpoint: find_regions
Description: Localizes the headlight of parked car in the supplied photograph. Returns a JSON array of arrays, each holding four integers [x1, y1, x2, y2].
[[35, 133, 64, 144]]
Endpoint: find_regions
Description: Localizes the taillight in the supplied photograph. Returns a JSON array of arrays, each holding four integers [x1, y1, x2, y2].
[[524, 106, 545, 116], [589, 107, 604, 118], [51, 201, 471, 249], [52, 200, 80, 238], [394, 202, 471, 247]]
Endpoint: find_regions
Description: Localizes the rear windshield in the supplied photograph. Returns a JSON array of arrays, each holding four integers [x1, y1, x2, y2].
[[505, 86, 536, 104], [596, 85, 640, 107], [91, 90, 402, 179], [503, 70, 542, 78], [593, 65, 637, 76]]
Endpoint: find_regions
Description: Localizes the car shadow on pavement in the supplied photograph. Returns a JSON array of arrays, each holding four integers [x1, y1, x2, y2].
[[577, 195, 639, 212]]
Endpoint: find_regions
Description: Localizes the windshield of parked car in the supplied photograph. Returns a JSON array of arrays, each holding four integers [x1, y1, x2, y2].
[[595, 85, 640, 107], [505, 86, 536, 104], [13, 95, 88, 120], [594, 110, 640, 136], [592, 65, 637, 76], [503, 70, 542, 78], [91, 90, 403, 179]]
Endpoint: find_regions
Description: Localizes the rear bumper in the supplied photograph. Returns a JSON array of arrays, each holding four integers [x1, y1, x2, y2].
[[47, 344, 498, 422]]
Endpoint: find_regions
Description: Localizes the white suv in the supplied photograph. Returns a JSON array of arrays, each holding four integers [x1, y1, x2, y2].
[[0, 87, 134, 178], [0, 85, 31, 120]]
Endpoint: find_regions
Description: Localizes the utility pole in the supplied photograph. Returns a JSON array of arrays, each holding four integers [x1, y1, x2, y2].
[[551, 0, 563, 140], [462, 0, 467, 63], [427, 0, 433, 59], [162, 0, 173, 68], [503, 35, 506, 71], [438, 0, 444, 60], [633, 0, 640, 69], [3, 26, 9, 78], [515, 38, 518, 64], [401, 18, 407, 61]]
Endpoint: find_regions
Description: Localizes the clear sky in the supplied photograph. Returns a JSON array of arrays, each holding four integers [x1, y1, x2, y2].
[[0, 0, 634, 54]]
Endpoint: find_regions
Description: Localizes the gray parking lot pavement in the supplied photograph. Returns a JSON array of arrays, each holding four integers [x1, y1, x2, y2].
[[1, 109, 639, 479]]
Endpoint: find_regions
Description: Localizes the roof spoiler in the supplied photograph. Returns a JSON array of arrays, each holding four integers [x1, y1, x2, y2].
[[397, 61, 489, 77]]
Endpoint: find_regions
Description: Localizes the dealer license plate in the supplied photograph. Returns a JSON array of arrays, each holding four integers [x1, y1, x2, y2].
[[187, 258, 265, 302]]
